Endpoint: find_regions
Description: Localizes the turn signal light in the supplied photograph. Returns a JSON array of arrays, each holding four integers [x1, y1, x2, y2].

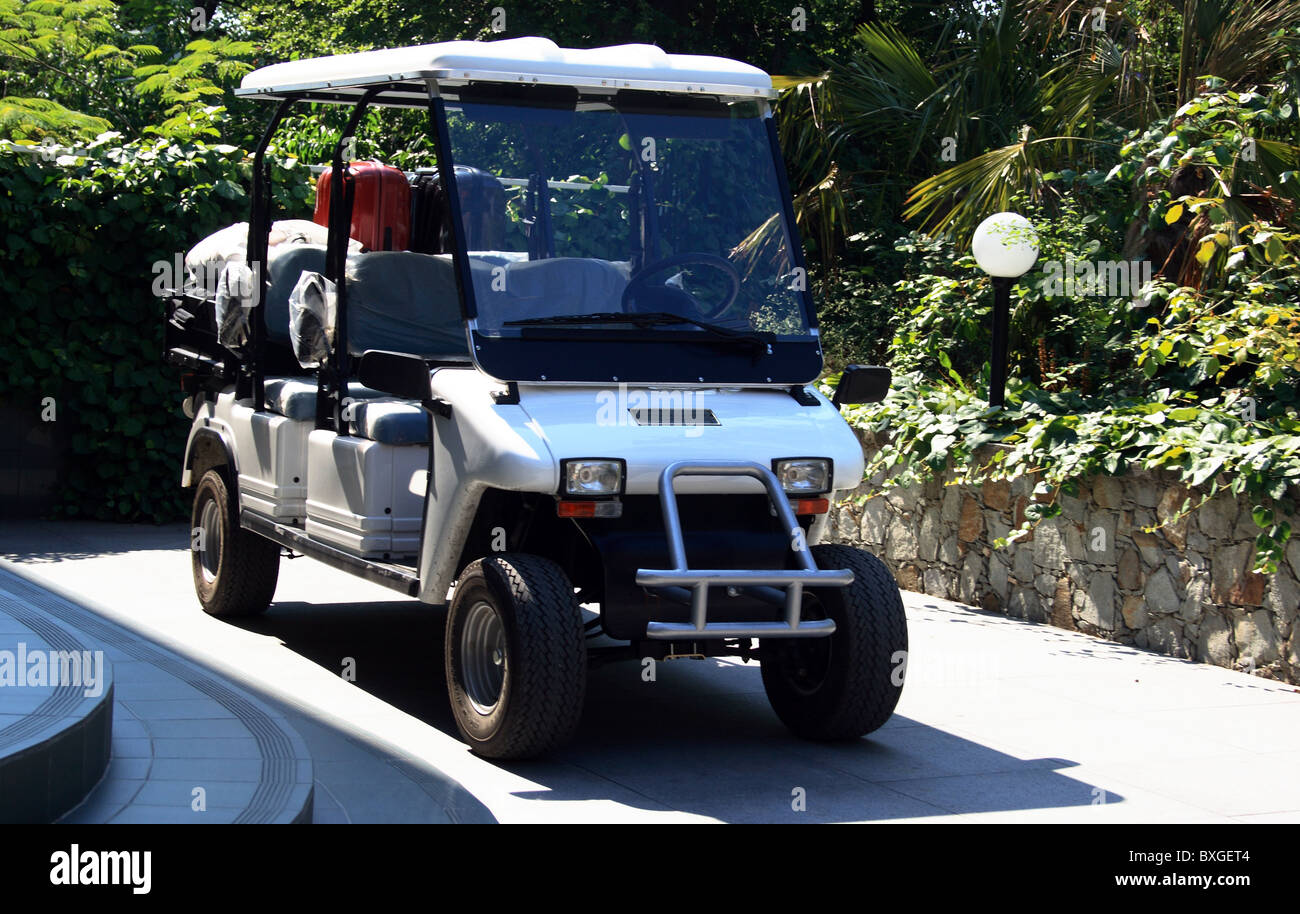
[[791, 498, 829, 515], [557, 500, 623, 518]]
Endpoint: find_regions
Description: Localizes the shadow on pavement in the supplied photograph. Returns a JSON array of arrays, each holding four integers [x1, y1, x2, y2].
[[241, 597, 1117, 823], [0, 521, 191, 564]]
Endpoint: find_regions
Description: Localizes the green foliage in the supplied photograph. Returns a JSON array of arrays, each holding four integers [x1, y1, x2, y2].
[[0, 137, 313, 521], [0, 0, 256, 143], [839, 373, 1299, 573], [810, 220, 964, 371], [1110, 84, 1300, 270], [132, 36, 256, 140], [0, 97, 112, 142], [795, 0, 1300, 244], [832, 83, 1300, 573], [270, 107, 438, 173], [1102, 86, 1300, 402], [1131, 242, 1300, 401], [0, 0, 137, 141], [771, 74, 850, 268], [883, 199, 1128, 389], [539, 176, 630, 260]]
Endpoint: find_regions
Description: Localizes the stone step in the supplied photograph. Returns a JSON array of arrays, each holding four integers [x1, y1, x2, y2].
[[0, 567, 313, 824], [0, 581, 113, 823]]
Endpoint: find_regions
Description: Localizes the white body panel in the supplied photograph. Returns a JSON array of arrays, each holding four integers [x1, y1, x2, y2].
[[513, 383, 864, 495], [304, 431, 426, 558], [412, 369, 863, 603], [228, 403, 311, 522], [183, 391, 312, 523], [183, 372, 864, 604]]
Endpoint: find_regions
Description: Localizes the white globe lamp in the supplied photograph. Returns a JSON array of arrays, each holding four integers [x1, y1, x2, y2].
[[971, 212, 1038, 407], [972, 212, 1039, 277]]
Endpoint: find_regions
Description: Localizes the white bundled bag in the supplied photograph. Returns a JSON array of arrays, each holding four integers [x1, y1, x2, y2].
[[185, 219, 359, 299], [214, 261, 259, 351], [288, 270, 337, 368]]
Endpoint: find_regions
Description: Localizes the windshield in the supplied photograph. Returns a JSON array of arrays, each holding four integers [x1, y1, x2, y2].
[[443, 92, 813, 339]]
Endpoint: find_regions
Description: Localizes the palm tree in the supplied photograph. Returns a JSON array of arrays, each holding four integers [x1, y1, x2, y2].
[[777, 0, 1300, 253], [904, 0, 1300, 239], [774, 3, 1057, 257]]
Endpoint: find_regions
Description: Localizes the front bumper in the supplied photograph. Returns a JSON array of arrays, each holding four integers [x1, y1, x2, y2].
[[634, 460, 850, 640]]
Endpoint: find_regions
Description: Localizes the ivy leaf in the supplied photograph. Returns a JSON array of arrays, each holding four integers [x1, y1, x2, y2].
[[1189, 457, 1225, 487]]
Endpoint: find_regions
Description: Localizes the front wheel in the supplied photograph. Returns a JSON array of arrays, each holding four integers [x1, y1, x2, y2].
[[760, 544, 907, 740], [190, 468, 280, 617], [445, 553, 587, 759]]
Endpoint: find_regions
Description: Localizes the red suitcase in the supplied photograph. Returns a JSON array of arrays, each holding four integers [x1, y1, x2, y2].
[[313, 160, 410, 251]]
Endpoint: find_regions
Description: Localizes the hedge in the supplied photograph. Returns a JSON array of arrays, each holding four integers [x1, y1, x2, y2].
[[0, 134, 313, 521]]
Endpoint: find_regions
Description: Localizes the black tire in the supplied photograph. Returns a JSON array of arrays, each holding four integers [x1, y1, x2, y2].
[[190, 468, 280, 617], [760, 544, 907, 740], [445, 553, 587, 759]]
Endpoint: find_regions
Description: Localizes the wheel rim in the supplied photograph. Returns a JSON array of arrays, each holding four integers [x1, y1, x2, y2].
[[198, 498, 222, 584], [772, 598, 831, 695], [776, 637, 832, 695], [460, 600, 507, 715]]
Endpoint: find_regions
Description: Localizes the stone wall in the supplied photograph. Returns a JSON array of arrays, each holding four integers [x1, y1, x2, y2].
[[827, 440, 1300, 683]]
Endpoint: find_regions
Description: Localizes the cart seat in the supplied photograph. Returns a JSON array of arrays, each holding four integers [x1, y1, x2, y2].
[[347, 399, 429, 445], [469, 256, 628, 326], [262, 379, 428, 445], [265, 244, 328, 346], [264, 247, 470, 361], [263, 378, 385, 421]]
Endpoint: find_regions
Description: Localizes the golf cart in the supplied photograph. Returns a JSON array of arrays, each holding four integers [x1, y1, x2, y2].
[[164, 36, 906, 759]]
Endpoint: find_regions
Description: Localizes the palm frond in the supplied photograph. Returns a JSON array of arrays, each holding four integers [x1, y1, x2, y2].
[[903, 133, 1057, 239], [1202, 0, 1300, 89]]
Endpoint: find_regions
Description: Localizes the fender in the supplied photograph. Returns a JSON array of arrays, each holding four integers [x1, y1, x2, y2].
[[181, 424, 239, 488]]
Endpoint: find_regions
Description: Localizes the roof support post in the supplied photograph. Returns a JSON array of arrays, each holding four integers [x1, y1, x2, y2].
[[246, 96, 297, 411], [318, 86, 383, 433]]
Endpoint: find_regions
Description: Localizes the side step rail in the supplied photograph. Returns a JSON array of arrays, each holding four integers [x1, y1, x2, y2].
[[241, 510, 420, 597], [634, 460, 850, 640]]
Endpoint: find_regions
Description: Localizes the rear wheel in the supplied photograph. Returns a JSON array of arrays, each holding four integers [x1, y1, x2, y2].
[[760, 544, 907, 740], [190, 469, 280, 617], [445, 553, 587, 759]]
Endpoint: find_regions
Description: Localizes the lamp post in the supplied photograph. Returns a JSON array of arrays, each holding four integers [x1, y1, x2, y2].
[[972, 212, 1039, 408]]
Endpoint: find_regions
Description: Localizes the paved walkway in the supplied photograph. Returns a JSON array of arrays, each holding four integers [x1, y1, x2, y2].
[[2, 520, 1298, 823], [1, 566, 313, 823], [0, 550, 492, 824], [0, 579, 112, 821]]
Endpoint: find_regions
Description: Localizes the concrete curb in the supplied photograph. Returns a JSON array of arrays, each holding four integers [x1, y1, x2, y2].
[[0, 565, 313, 824]]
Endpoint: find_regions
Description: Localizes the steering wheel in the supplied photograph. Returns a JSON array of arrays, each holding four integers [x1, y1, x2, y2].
[[621, 253, 741, 320]]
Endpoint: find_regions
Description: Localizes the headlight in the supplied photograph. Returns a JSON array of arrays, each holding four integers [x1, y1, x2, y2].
[[774, 458, 830, 494], [562, 459, 624, 495]]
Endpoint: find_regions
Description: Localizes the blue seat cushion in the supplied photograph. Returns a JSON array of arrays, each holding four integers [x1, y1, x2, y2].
[[265, 245, 328, 346], [263, 378, 385, 422], [267, 248, 470, 362], [348, 399, 429, 445], [346, 252, 468, 359]]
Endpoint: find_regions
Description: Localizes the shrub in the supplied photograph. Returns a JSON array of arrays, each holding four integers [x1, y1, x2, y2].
[[0, 134, 313, 521]]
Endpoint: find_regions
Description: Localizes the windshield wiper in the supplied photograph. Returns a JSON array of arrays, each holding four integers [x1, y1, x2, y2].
[[503, 311, 775, 351]]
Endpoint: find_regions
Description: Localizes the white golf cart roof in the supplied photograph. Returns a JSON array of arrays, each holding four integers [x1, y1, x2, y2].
[[236, 36, 776, 106]]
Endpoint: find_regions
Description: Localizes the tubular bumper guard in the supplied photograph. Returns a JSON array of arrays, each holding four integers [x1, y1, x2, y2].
[[634, 460, 851, 640]]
